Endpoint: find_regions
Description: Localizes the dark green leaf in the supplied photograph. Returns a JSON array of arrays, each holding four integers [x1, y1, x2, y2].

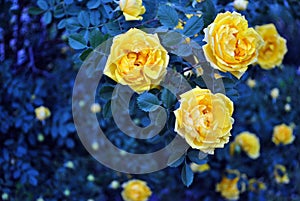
[[157, 5, 179, 28], [99, 85, 114, 100], [68, 33, 87, 50], [137, 93, 160, 112], [201, 0, 216, 27], [183, 16, 204, 37], [54, 4, 65, 18], [28, 7, 44, 15], [161, 88, 177, 108], [78, 11, 90, 27], [102, 100, 112, 118], [89, 29, 102, 49], [181, 162, 194, 187], [79, 48, 93, 61]]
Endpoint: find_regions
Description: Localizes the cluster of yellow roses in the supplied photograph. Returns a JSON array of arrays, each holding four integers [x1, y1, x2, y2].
[[203, 12, 287, 79], [229, 124, 295, 160], [103, 5, 288, 155]]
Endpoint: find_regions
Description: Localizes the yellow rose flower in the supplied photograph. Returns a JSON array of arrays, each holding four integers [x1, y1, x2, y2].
[[272, 124, 295, 145], [203, 12, 263, 79], [35, 106, 51, 121], [190, 163, 210, 173], [104, 28, 169, 93], [234, 132, 260, 159], [216, 170, 243, 200], [274, 165, 290, 184], [119, 0, 146, 21], [174, 86, 234, 154], [233, 0, 249, 11], [121, 179, 152, 201], [255, 24, 287, 69]]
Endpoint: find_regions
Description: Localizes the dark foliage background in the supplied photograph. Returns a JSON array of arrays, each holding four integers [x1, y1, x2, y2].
[[0, 0, 299, 200]]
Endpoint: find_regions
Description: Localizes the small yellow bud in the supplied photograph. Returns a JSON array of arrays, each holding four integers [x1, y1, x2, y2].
[[284, 104, 291, 112], [270, 88, 279, 99], [246, 78, 256, 88], [233, 0, 248, 11], [90, 103, 101, 113]]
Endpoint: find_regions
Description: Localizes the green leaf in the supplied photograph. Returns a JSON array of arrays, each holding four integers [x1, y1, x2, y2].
[[137, 93, 160, 112], [201, 0, 216, 27], [54, 4, 65, 18], [28, 7, 44, 15], [57, 19, 66, 29], [102, 100, 112, 118], [90, 10, 101, 26], [183, 16, 204, 37], [172, 43, 193, 57], [78, 11, 90, 27], [181, 162, 194, 187], [168, 154, 185, 167], [161, 88, 177, 108], [65, 17, 81, 32], [42, 11, 52, 25], [68, 33, 87, 50], [87, 0, 101, 9], [157, 5, 179, 28], [102, 21, 122, 36], [89, 29, 102, 49], [99, 85, 114, 100], [37, 0, 49, 10], [187, 150, 208, 165], [160, 31, 183, 48], [79, 48, 93, 61]]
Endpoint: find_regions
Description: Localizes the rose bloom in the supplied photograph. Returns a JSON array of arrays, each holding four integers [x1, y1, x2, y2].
[[119, 0, 146, 21], [234, 131, 260, 159], [233, 0, 249, 11], [174, 87, 234, 154], [121, 179, 152, 201], [104, 28, 169, 93], [274, 164, 290, 184], [272, 124, 295, 145], [216, 170, 244, 200], [203, 12, 263, 79], [35, 106, 51, 121], [255, 24, 287, 70]]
